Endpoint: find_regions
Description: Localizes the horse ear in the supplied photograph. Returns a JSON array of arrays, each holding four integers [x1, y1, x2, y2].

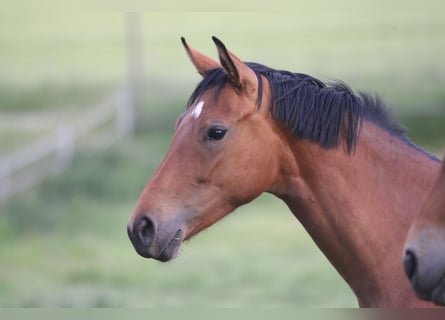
[[181, 37, 220, 77], [212, 36, 257, 92]]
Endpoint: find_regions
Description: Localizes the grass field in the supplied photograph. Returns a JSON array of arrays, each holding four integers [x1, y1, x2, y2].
[[1, 8, 445, 307]]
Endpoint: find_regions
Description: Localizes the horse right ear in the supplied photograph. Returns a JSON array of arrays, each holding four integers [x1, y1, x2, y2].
[[181, 37, 220, 77]]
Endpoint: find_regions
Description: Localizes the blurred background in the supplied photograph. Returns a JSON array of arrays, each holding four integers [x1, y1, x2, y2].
[[1, 9, 445, 307]]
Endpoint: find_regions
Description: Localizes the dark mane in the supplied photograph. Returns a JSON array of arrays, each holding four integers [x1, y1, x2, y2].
[[187, 62, 408, 154]]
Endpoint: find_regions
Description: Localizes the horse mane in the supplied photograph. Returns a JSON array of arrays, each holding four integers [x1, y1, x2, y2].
[[187, 62, 408, 154]]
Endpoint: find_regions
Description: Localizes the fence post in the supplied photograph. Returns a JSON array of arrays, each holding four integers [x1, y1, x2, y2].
[[56, 124, 74, 170], [115, 87, 135, 138], [0, 159, 12, 201], [125, 12, 145, 128]]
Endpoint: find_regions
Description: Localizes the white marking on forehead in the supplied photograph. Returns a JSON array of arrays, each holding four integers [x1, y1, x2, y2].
[[191, 100, 204, 119]]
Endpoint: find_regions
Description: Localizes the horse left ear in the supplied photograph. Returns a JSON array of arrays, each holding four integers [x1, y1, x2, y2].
[[181, 37, 221, 77], [212, 36, 257, 92]]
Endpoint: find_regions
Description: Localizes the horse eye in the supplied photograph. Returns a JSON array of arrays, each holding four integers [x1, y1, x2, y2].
[[206, 126, 227, 141]]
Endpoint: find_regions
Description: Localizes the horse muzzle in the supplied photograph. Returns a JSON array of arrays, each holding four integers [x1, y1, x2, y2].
[[404, 229, 445, 306], [127, 215, 184, 262]]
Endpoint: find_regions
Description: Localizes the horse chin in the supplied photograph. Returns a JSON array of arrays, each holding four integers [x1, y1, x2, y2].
[[409, 264, 445, 304], [156, 229, 184, 262], [431, 278, 445, 306]]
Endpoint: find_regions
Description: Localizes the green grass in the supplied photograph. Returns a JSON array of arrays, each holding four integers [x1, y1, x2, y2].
[[0, 129, 47, 156], [401, 114, 445, 151], [1, 7, 445, 308], [0, 82, 112, 113]]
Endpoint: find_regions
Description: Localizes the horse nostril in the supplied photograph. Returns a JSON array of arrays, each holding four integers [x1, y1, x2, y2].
[[135, 216, 155, 247], [404, 249, 418, 281]]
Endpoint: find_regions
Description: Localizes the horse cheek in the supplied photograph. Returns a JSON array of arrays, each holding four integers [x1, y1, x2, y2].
[[225, 147, 276, 205]]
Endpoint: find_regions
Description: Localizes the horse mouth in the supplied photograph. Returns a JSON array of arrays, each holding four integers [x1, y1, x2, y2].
[[157, 229, 184, 262], [410, 269, 445, 305], [424, 271, 445, 306]]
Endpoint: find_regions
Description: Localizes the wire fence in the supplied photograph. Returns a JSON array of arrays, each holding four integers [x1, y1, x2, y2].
[[0, 85, 135, 202]]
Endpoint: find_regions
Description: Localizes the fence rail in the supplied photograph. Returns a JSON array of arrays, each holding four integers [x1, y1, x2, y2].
[[0, 85, 134, 202]]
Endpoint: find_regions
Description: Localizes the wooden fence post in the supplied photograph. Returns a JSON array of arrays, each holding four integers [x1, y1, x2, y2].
[[0, 159, 11, 201], [125, 12, 145, 129], [56, 123, 74, 170], [115, 86, 135, 138]]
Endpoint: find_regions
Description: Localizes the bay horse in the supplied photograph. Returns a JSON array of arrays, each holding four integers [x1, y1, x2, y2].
[[127, 37, 441, 307], [404, 156, 445, 305]]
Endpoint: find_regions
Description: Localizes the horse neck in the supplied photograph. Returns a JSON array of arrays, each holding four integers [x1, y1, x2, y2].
[[270, 121, 440, 307]]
